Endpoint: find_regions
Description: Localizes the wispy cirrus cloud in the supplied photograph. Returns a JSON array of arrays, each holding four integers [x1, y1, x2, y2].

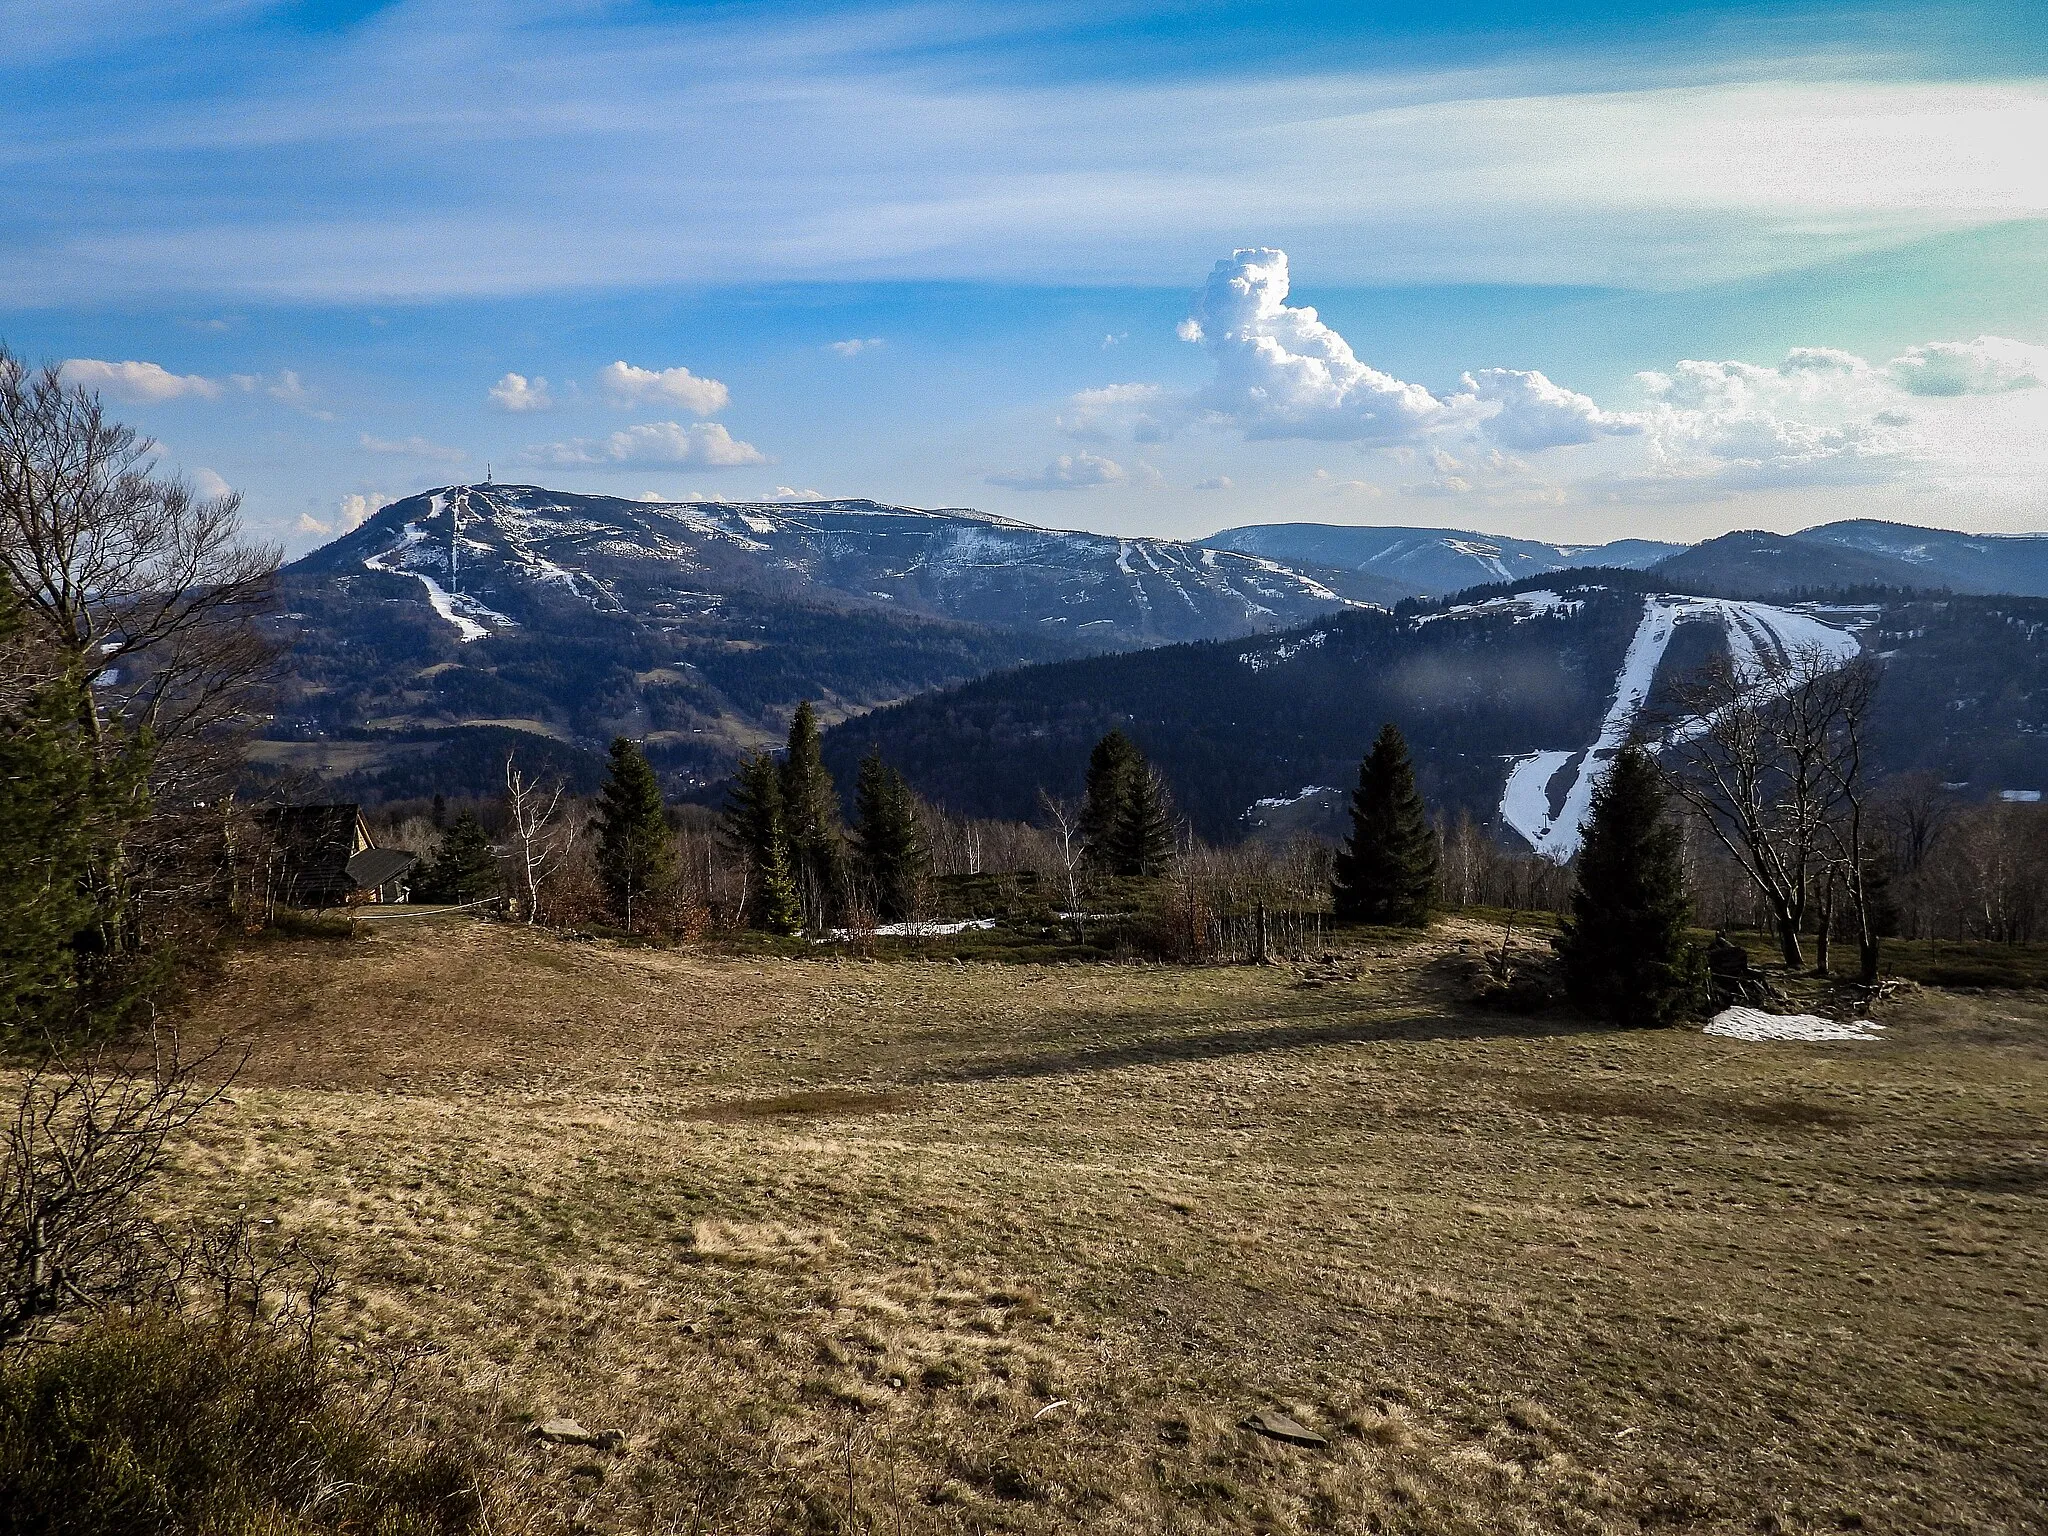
[[360, 432, 466, 464], [6, 2, 2042, 303]]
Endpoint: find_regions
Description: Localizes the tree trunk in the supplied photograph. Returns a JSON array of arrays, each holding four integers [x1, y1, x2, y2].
[[1814, 872, 1834, 977], [1775, 913, 1805, 969]]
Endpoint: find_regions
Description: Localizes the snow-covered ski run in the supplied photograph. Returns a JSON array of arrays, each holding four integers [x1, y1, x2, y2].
[[1499, 594, 1861, 863]]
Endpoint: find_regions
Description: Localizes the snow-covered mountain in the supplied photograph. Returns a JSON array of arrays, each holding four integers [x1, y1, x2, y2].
[[822, 576, 2048, 850], [264, 484, 1397, 797], [295, 484, 1398, 650], [1199, 523, 1681, 597]]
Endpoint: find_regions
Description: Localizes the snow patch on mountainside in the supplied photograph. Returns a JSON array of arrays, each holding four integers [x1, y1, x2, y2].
[[1500, 594, 1859, 861], [361, 511, 514, 643], [1241, 629, 1329, 671]]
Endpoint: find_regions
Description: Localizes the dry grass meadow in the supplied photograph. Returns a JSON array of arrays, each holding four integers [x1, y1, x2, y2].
[[164, 918, 2048, 1535]]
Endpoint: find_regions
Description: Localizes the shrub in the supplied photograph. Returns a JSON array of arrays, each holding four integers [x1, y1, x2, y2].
[[0, 1309, 488, 1536]]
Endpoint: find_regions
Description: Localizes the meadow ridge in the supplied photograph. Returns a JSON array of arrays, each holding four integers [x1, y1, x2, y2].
[[166, 919, 2048, 1535]]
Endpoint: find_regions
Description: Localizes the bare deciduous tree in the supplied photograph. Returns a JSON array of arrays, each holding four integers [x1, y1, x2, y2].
[[0, 350, 280, 763], [1663, 646, 1881, 974], [502, 750, 576, 924], [1036, 790, 1086, 914], [0, 1026, 239, 1347]]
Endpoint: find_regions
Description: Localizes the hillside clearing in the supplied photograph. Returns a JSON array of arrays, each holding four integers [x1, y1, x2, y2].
[[165, 921, 2048, 1534]]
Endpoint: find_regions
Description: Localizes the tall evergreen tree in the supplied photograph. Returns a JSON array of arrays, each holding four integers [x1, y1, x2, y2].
[[778, 701, 846, 920], [724, 751, 801, 932], [754, 827, 803, 936], [1554, 743, 1705, 1026], [595, 736, 676, 932], [1079, 729, 1142, 866], [1332, 722, 1439, 926], [416, 809, 498, 903], [851, 748, 926, 921], [1105, 765, 1176, 878], [0, 603, 105, 1038]]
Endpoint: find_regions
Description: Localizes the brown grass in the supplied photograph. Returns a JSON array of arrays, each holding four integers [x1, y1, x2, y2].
[[148, 916, 2048, 1534]]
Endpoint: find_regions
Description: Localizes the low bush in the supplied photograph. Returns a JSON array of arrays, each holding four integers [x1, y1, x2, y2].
[[0, 1310, 489, 1536]]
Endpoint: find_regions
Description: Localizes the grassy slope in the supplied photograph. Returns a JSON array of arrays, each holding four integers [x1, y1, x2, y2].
[[171, 921, 2048, 1534]]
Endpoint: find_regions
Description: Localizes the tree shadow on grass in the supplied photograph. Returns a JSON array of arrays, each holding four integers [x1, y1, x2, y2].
[[916, 976, 1620, 1089]]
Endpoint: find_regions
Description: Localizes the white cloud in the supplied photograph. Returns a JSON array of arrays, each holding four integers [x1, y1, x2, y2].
[[360, 432, 467, 463], [1457, 368, 1644, 451], [1192, 475, 1234, 491], [59, 358, 221, 402], [1056, 382, 1172, 444], [765, 485, 826, 500], [295, 512, 331, 535], [827, 338, 883, 357], [489, 372, 552, 412], [191, 467, 234, 499], [596, 360, 728, 414], [526, 420, 766, 468], [1313, 468, 1382, 498], [265, 369, 312, 406], [987, 452, 1125, 491], [336, 492, 391, 532], [1887, 336, 2048, 397], [1185, 249, 1461, 444]]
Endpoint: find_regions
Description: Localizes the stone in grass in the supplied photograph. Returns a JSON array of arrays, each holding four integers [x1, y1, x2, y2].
[[1241, 1408, 1327, 1448], [533, 1418, 624, 1450]]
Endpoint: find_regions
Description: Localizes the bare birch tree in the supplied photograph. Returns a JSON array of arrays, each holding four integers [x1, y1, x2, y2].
[[503, 751, 576, 924], [1036, 790, 1086, 914]]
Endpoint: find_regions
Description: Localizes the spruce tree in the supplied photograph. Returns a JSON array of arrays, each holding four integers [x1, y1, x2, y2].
[[416, 809, 498, 903], [725, 750, 799, 931], [1554, 743, 1705, 1027], [595, 736, 676, 932], [1105, 765, 1176, 878], [1332, 722, 1439, 926], [755, 828, 803, 936], [0, 605, 103, 1038], [1079, 729, 1142, 866], [778, 701, 846, 919], [851, 748, 926, 921]]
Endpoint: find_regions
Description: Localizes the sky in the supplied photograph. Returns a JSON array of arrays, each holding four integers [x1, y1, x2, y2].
[[3, 0, 2045, 555]]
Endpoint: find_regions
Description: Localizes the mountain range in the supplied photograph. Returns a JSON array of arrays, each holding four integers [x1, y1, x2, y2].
[[260, 484, 2048, 826], [822, 577, 2048, 852]]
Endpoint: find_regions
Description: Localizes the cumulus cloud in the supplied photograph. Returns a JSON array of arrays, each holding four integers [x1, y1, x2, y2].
[[987, 452, 1125, 490], [337, 492, 390, 531], [1457, 368, 1644, 450], [1887, 336, 2048, 396], [1057, 383, 1172, 443], [596, 360, 729, 414], [191, 467, 234, 499], [60, 358, 221, 402], [1192, 475, 1234, 491], [1185, 249, 1455, 444], [765, 485, 826, 500], [488, 372, 552, 412], [526, 420, 766, 468], [827, 338, 883, 357], [360, 432, 466, 463]]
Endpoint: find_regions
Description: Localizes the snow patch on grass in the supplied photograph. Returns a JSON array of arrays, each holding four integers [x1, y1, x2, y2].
[[1705, 1008, 1884, 1042]]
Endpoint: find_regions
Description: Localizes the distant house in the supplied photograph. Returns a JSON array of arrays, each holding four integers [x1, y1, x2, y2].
[[257, 804, 417, 907]]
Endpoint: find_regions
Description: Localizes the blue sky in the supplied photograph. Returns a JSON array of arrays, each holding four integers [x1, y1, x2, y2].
[[4, 0, 2044, 553]]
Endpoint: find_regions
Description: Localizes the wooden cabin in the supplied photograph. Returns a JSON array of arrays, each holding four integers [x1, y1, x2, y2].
[[257, 803, 417, 907]]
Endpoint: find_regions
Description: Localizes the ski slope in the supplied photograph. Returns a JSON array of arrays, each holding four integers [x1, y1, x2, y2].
[[1500, 595, 1861, 862]]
